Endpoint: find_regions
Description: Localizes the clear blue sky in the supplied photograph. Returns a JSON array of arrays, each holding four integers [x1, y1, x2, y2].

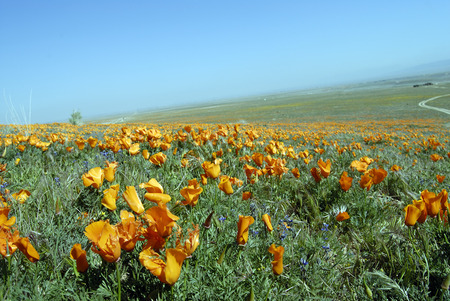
[[1, 1, 450, 124]]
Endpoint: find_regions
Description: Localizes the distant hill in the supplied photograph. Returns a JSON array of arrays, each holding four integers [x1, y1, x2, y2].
[[396, 59, 450, 77]]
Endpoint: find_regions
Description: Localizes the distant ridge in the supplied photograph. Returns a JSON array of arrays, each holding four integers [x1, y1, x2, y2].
[[397, 59, 450, 76]]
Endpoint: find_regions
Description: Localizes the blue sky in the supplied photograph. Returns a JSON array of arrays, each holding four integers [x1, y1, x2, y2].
[[1, 1, 450, 124]]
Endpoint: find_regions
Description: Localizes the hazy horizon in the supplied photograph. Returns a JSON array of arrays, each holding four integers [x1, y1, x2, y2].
[[2, 1, 450, 124]]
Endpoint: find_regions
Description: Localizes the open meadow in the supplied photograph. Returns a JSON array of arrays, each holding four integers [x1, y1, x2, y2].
[[1, 76, 450, 300]]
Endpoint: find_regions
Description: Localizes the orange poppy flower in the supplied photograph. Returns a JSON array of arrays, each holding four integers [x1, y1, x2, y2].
[[236, 215, 254, 246], [0, 228, 20, 257], [176, 225, 200, 257], [11, 189, 31, 204], [145, 192, 172, 206], [70, 243, 89, 273], [17, 145, 25, 152], [390, 165, 402, 172], [85, 220, 121, 263], [142, 149, 150, 160], [0, 207, 16, 229], [350, 160, 369, 173], [144, 204, 179, 238], [139, 178, 164, 193], [242, 191, 252, 200], [122, 186, 145, 215], [310, 167, 321, 183], [103, 161, 118, 182], [268, 244, 284, 275], [404, 204, 423, 226], [262, 214, 273, 232], [318, 158, 331, 178], [15, 237, 40, 262], [75, 139, 85, 150], [85, 137, 96, 148], [202, 161, 221, 179], [139, 247, 187, 286], [149, 152, 167, 166], [116, 210, 141, 252], [101, 184, 120, 211], [339, 171, 353, 191], [291, 168, 300, 178], [200, 173, 208, 185], [82, 167, 104, 189], [141, 227, 166, 252], [412, 199, 428, 223], [180, 181, 203, 207], [218, 175, 234, 195], [181, 158, 189, 168], [437, 175, 446, 183], [336, 211, 350, 221], [430, 154, 443, 162], [251, 153, 264, 167], [421, 189, 447, 217], [129, 143, 140, 156], [371, 168, 387, 185]]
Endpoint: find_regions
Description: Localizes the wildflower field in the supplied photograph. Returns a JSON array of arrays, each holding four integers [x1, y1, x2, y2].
[[0, 117, 449, 300]]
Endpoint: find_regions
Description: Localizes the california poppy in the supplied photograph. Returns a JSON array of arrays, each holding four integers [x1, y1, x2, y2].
[[336, 211, 350, 221], [82, 167, 104, 189], [15, 237, 40, 262], [85, 220, 121, 263], [430, 154, 443, 162], [103, 161, 118, 182], [291, 168, 300, 178], [236, 215, 255, 246], [176, 225, 200, 257], [318, 158, 331, 178], [140, 178, 164, 194], [101, 184, 120, 210], [251, 153, 264, 167], [180, 181, 203, 207], [310, 167, 321, 183], [149, 152, 167, 166], [268, 244, 284, 275], [122, 186, 145, 215], [129, 143, 140, 156], [11, 189, 31, 204], [242, 191, 252, 200], [339, 171, 353, 191], [139, 247, 187, 286], [218, 175, 234, 195], [404, 204, 423, 226], [144, 204, 179, 238], [70, 243, 89, 272], [116, 210, 141, 252], [262, 214, 273, 232], [437, 175, 446, 183], [202, 161, 221, 179]]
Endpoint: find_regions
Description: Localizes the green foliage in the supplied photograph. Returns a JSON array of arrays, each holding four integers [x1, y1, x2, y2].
[[0, 121, 449, 300]]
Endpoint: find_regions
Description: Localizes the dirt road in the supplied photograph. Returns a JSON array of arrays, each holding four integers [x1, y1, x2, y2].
[[418, 94, 450, 115]]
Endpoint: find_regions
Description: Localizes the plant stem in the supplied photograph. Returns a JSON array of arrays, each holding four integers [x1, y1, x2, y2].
[[116, 261, 121, 301], [265, 276, 275, 301]]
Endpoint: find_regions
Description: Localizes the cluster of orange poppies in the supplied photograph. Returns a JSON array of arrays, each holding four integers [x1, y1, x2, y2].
[[79, 164, 201, 285], [0, 206, 39, 262], [404, 189, 448, 226]]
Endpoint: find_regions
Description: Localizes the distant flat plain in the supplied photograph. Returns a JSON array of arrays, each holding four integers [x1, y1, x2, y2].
[[90, 72, 450, 125]]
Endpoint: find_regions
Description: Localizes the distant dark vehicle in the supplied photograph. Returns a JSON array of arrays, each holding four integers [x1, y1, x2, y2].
[[413, 82, 433, 87]]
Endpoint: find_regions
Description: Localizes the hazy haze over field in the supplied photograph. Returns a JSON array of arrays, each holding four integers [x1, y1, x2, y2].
[[1, 0, 450, 124]]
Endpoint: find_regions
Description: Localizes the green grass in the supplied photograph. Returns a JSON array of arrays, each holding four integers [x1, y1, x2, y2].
[[89, 74, 450, 124]]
